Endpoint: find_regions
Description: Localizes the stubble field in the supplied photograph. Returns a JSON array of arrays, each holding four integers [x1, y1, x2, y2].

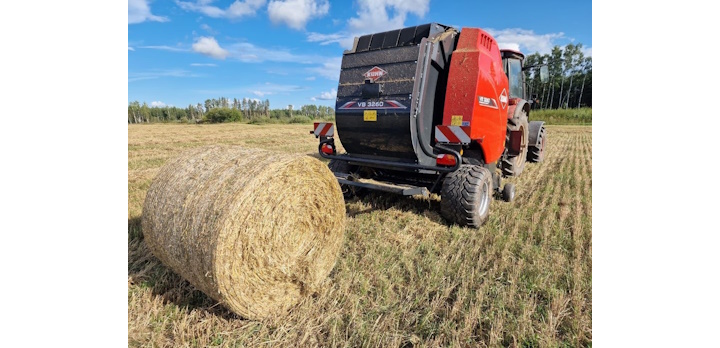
[[128, 123, 592, 347]]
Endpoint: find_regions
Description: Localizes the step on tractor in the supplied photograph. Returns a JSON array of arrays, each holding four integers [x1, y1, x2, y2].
[[311, 23, 549, 227]]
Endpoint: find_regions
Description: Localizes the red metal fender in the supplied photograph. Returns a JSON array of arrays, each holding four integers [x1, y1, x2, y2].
[[441, 28, 509, 164]]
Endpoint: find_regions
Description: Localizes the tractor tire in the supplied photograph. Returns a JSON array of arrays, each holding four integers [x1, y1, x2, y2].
[[527, 125, 546, 163], [500, 111, 529, 177], [440, 165, 493, 228], [328, 159, 363, 199]]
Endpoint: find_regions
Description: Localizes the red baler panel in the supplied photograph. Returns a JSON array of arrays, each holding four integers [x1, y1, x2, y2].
[[442, 28, 509, 164]]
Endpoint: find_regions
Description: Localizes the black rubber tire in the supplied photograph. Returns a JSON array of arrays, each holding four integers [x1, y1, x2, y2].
[[502, 183, 515, 202], [527, 125, 546, 163], [500, 111, 529, 177], [328, 159, 349, 174], [440, 165, 493, 228]]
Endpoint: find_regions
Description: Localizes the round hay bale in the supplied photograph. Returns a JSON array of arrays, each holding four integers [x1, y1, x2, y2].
[[141, 145, 345, 320]]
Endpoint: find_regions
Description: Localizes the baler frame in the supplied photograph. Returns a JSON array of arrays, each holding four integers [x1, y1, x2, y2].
[[317, 137, 462, 197]]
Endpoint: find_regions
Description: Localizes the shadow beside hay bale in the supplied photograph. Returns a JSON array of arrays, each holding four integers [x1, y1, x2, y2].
[[128, 218, 238, 320], [347, 192, 444, 223], [306, 152, 324, 160]]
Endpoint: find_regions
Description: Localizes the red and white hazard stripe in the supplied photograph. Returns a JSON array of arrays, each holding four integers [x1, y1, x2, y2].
[[313, 122, 334, 137], [435, 125, 471, 144]]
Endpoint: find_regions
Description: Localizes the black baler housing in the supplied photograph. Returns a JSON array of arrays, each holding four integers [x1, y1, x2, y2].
[[334, 23, 459, 168]]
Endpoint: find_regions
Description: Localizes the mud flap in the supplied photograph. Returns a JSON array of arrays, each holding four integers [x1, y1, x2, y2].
[[528, 121, 545, 147], [509, 129, 524, 155]]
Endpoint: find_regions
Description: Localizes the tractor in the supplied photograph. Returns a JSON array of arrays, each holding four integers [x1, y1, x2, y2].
[[311, 23, 548, 227]]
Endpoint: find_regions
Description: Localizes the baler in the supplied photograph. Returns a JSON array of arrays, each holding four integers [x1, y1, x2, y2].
[[312, 23, 548, 227]]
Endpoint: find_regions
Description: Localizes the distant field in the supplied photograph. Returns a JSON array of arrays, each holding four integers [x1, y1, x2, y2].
[[532, 107, 592, 125], [128, 123, 592, 347]]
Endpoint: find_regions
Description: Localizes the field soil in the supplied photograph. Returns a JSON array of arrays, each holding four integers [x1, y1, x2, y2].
[[128, 123, 592, 347]]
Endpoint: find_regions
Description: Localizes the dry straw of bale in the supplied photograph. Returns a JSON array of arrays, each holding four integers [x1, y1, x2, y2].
[[141, 145, 345, 320]]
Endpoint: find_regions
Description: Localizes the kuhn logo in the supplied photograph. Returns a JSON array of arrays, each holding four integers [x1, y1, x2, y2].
[[363, 66, 387, 82], [499, 89, 508, 109]]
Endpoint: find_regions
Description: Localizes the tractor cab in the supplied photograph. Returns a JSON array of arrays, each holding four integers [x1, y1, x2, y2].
[[501, 49, 526, 100], [501, 49, 549, 102]]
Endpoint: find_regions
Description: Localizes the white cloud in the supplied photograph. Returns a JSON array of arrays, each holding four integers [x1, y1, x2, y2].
[[582, 46, 592, 57], [192, 37, 229, 59], [200, 83, 305, 97], [310, 97, 317, 101], [139, 45, 188, 52], [129, 0, 168, 24], [314, 88, 336, 100], [129, 69, 198, 82], [188, 37, 339, 82], [191, 63, 218, 67], [227, 42, 319, 63], [485, 28, 565, 55], [348, 0, 428, 35], [306, 32, 351, 47], [250, 83, 305, 96], [498, 43, 520, 51], [128, 47, 135, 51], [267, 0, 329, 30], [200, 23, 217, 34], [306, 76, 316, 81], [307, 0, 429, 49], [150, 101, 167, 107], [306, 57, 341, 80], [176, 0, 265, 19]]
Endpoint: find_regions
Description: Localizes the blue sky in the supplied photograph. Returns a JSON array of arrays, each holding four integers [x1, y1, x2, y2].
[[128, 0, 591, 109]]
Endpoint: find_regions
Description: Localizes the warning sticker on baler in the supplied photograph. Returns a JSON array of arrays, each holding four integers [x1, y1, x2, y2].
[[451, 115, 463, 126]]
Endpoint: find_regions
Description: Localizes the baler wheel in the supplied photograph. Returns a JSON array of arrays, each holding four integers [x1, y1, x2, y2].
[[500, 112, 529, 177], [527, 125, 546, 163], [440, 165, 493, 228]]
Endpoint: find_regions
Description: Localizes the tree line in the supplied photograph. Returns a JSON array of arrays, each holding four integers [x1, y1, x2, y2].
[[524, 43, 592, 109], [128, 97, 335, 124]]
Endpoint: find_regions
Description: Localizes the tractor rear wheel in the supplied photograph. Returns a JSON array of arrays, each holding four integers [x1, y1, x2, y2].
[[527, 125, 546, 163], [440, 165, 493, 228], [500, 111, 529, 177]]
